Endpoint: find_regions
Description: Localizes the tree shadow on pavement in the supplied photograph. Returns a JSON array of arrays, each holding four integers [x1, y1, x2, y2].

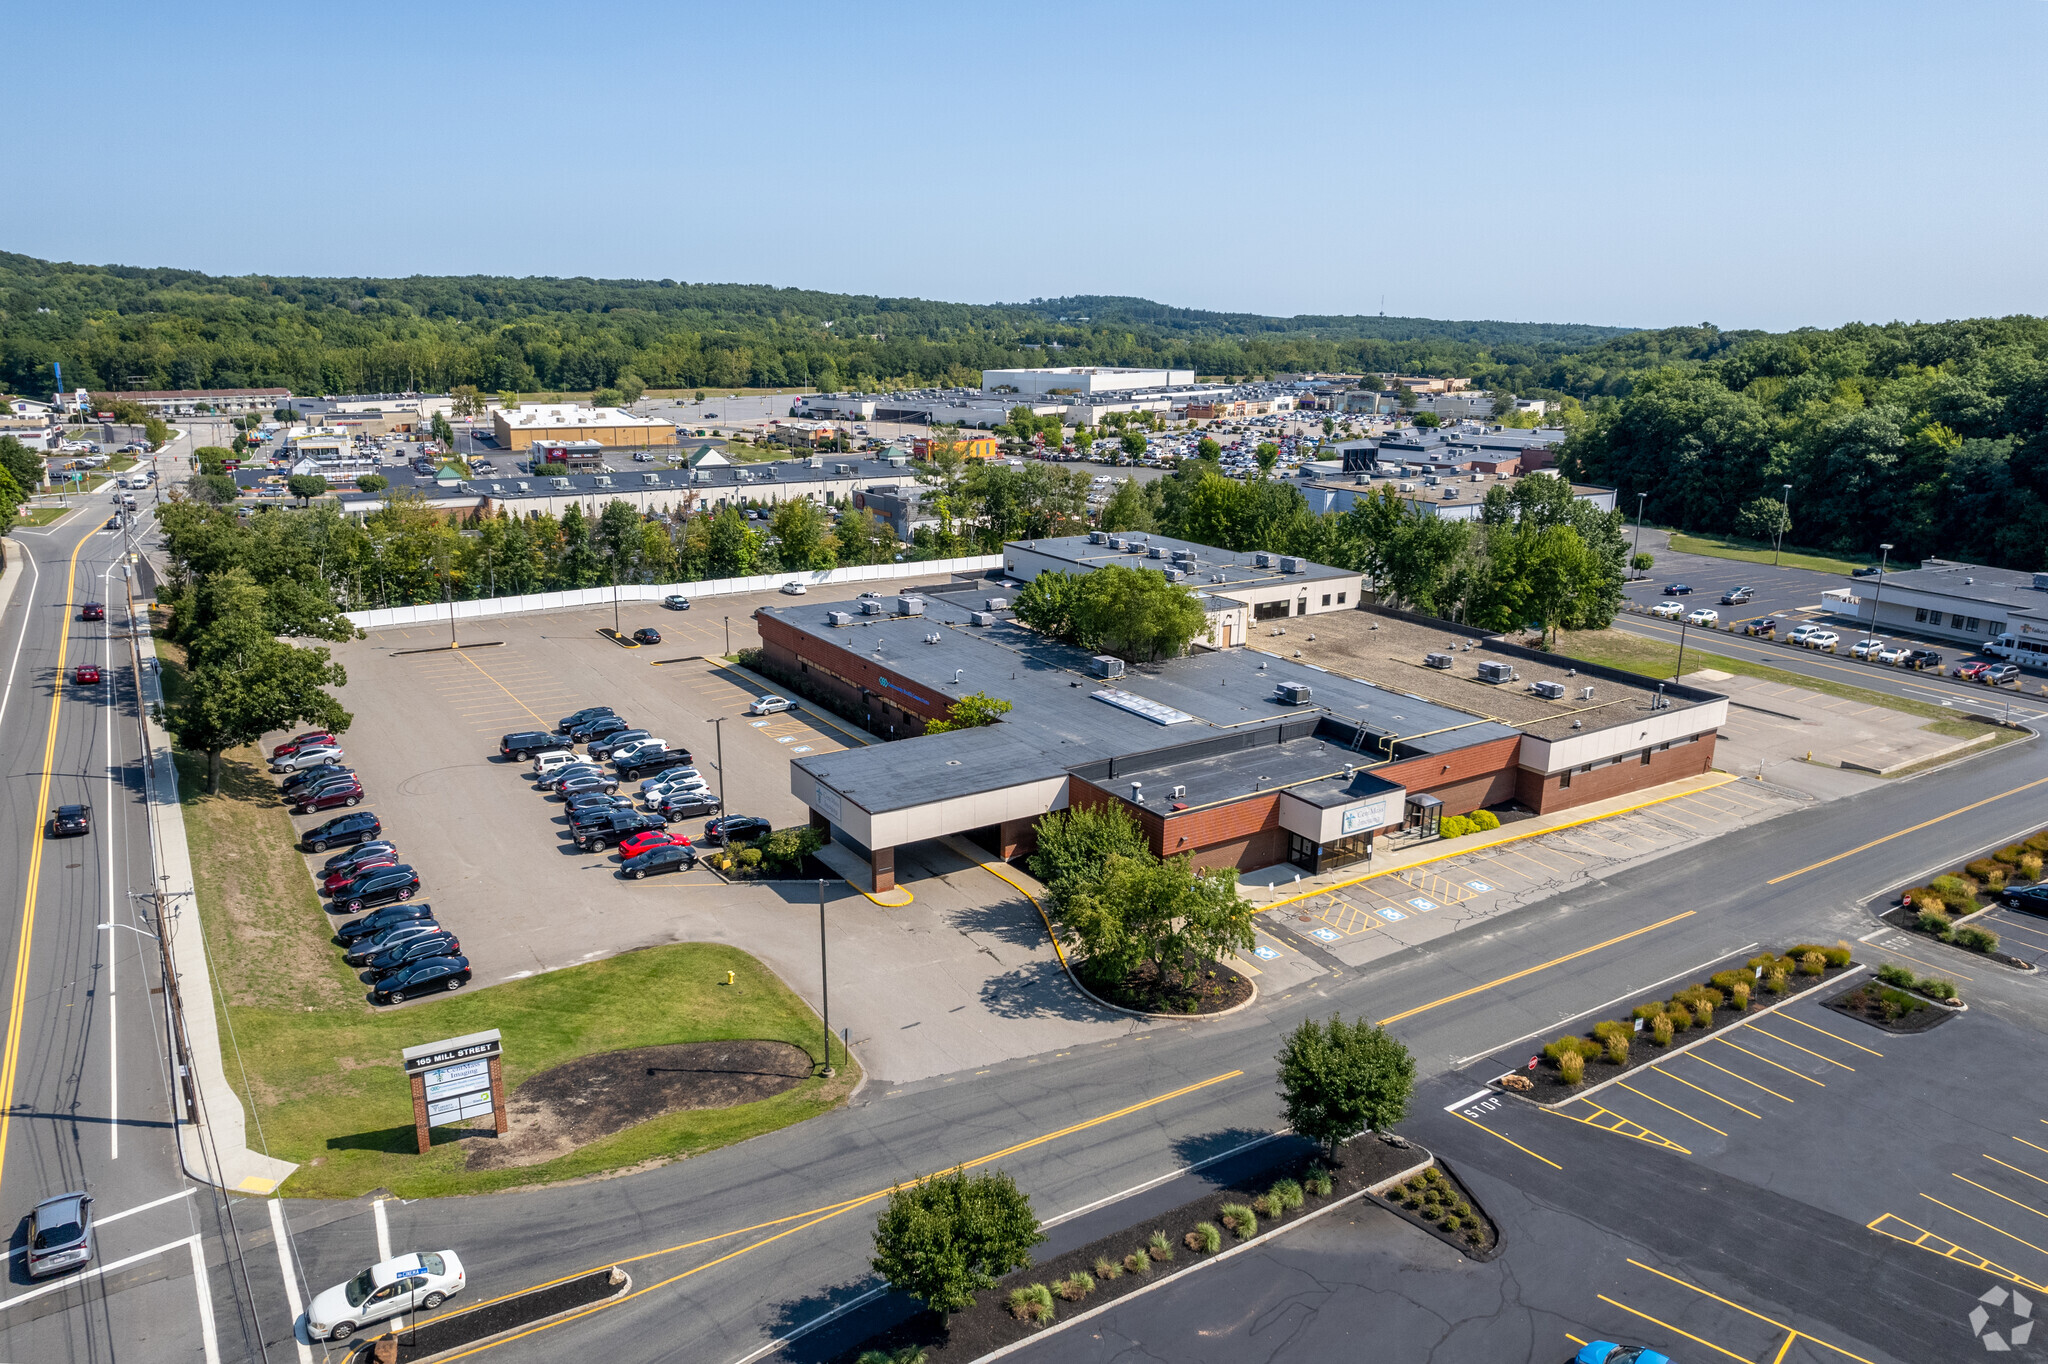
[[944, 894, 1055, 951], [978, 958, 1113, 1022], [761, 1279, 921, 1364]]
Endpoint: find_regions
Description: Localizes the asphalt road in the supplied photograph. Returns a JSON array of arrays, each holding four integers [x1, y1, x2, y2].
[[0, 446, 270, 1362], [218, 711, 2048, 1363]]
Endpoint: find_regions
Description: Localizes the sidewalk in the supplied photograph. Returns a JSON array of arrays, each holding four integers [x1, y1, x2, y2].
[[133, 598, 298, 1195]]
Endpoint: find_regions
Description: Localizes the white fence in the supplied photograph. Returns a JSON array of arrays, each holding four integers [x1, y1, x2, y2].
[[342, 555, 1006, 631]]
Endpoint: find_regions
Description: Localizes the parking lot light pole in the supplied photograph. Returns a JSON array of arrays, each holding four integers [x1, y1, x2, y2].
[[723, 615, 731, 656], [1774, 483, 1792, 567], [1864, 542, 1894, 647], [1632, 491, 1647, 578], [705, 716, 726, 810], [1674, 616, 1691, 681], [817, 879, 834, 1077]]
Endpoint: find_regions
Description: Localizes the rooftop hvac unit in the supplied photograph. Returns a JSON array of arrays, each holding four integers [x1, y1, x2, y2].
[[1398, 481, 1416, 492], [985, 597, 1009, 611], [835, 463, 854, 475], [860, 599, 885, 615], [1531, 680, 1567, 699], [897, 595, 925, 616], [641, 472, 660, 484], [1108, 537, 1126, 551], [1275, 682, 1314, 705], [1171, 546, 1193, 560], [1090, 655, 1125, 679], [969, 611, 995, 626], [1148, 545, 1165, 558], [2035, 572, 2048, 591], [1424, 652, 1455, 669], [1580, 686, 1596, 700], [1476, 660, 1516, 684], [1088, 530, 1106, 544], [826, 611, 853, 626], [1163, 568, 1183, 582], [1170, 785, 1186, 799], [1254, 551, 1275, 568]]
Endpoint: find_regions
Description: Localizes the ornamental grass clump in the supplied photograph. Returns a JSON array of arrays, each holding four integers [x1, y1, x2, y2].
[[1093, 1256, 1122, 1281], [1270, 1178, 1305, 1213], [1005, 1284, 1055, 1325], [1557, 1050, 1586, 1084], [1186, 1222, 1222, 1254], [1651, 1013, 1675, 1046], [1304, 1167, 1334, 1197], [1798, 950, 1826, 976], [1122, 1250, 1149, 1275], [1053, 1272, 1095, 1303], [1147, 1230, 1175, 1262], [1953, 925, 2001, 955], [1219, 1203, 1259, 1240]]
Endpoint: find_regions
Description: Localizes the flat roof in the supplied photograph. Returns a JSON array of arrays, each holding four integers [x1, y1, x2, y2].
[[495, 405, 672, 430], [1008, 531, 1357, 590], [1871, 559, 2048, 615], [1247, 606, 1713, 742], [775, 585, 1513, 815]]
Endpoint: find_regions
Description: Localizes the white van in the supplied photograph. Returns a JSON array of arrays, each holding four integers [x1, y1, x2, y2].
[[532, 749, 582, 779]]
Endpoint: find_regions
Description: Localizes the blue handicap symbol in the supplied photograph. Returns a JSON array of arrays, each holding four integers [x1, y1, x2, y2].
[[1407, 897, 1437, 912]]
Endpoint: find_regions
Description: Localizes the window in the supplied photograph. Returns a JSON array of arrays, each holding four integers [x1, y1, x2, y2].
[[1968, 617, 1981, 632], [1914, 608, 1929, 623], [1559, 769, 1571, 789], [1337, 592, 1347, 604], [1990, 621, 2005, 634], [1322, 594, 1332, 607], [1641, 749, 1653, 765], [1253, 600, 1290, 621], [1953, 614, 1967, 629]]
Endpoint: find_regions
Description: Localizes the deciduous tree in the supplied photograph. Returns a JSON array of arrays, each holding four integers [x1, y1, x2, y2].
[[1275, 1016, 1416, 1156], [870, 1169, 1045, 1316]]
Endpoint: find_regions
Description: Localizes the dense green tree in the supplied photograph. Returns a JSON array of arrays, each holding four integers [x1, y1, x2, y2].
[[870, 1169, 1045, 1317], [1275, 1016, 1416, 1156], [770, 498, 833, 570], [831, 508, 892, 566], [1029, 804, 1151, 912], [921, 691, 1012, 735], [0, 435, 41, 492], [0, 466, 23, 534], [356, 473, 388, 493], [1096, 478, 1153, 533], [1061, 853, 1255, 991], [1067, 564, 1208, 661], [1734, 495, 1791, 542], [286, 474, 327, 505]]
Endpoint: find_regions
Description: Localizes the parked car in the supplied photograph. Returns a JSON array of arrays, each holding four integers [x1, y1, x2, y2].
[[343, 919, 446, 967], [617, 747, 694, 779], [80, 602, 104, 622], [1877, 645, 1913, 665], [73, 663, 101, 685], [605, 738, 667, 765], [2001, 883, 2048, 914], [281, 762, 352, 795], [333, 902, 437, 946], [322, 851, 399, 895], [25, 1192, 94, 1279], [621, 843, 699, 879], [47, 804, 91, 838], [571, 715, 630, 742], [565, 791, 635, 816], [704, 814, 773, 846], [293, 780, 363, 815], [1718, 586, 1754, 605], [544, 761, 605, 786], [360, 931, 463, 983], [1983, 663, 2021, 684], [663, 594, 691, 610], [333, 865, 420, 914], [1903, 648, 1943, 669], [1804, 630, 1840, 651], [322, 841, 397, 876], [370, 956, 472, 1006], [1784, 623, 1819, 645], [1851, 564, 1883, 577], [655, 791, 723, 821], [641, 769, 707, 799], [555, 772, 620, 799], [749, 694, 796, 715], [630, 627, 661, 645], [587, 728, 652, 761], [1850, 638, 1885, 660], [1743, 616, 1782, 637], [1573, 1346, 1671, 1364], [556, 706, 616, 733], [1683, 608, 1718, 626], [1953, 659, 1993, 679], [1661, 583, 1692, 595], [306, 1251, 467, 1342], [531, 750, 588, 781], [578, 812, 670, 851], [779, 581, 807, 595], [271, 731, 337, 761], [272, 745, 343, 773], [301, 811, 381, 853], [618, 829, 686, 861], [500, 730, 572, 760], [1650, 600, 1682, 619]]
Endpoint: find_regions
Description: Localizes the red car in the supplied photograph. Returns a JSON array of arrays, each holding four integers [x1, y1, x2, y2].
[[1954, 660, 1993, 680], [618, 829, 687, 861], [322, 853, 397, 894], [292, 782, 363, 815], [80, 603, 105, 622], [272, 731, 336, 760], [73, 663, 101, 685]]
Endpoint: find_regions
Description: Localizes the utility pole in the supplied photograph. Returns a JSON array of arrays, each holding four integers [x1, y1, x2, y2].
[[1632, 491, 1647, 578], [1865, 542, 1894, 645], [1774, 483, 1792, 567], [706, 716, 726, 811], [817, 879, 834, 1076]]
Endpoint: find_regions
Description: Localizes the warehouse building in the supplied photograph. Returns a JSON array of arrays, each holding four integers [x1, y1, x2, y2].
[[760, 560, 1724, 890], [491, 403, 675, 451]]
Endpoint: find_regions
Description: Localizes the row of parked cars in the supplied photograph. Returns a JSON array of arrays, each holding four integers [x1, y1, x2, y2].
[[268, 731, 365, 814], [274, 732, 473, 1006]]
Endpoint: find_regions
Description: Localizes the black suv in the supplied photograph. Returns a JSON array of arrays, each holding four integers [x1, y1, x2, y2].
[[359, 931, 462, 983], [587, 729, 651, 761], [704, 815, 772, 846], [577, 811, 668, 852], [501, 731, 573, 760], [301, 811, 381, 853], [281, 762, 351, 795], [617, 747, 694, 779], [557, 706, 616, 733], [654, 791, 722, 821], [572, 715, 630, 742], [334, 901, 437, 946], [333, 865, 420, 914], [569, 803, 645, 835]]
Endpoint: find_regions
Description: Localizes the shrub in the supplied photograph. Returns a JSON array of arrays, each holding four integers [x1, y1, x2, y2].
[[735, 846, 764, 870], [1825, 941, 1853, 968], [1453, 1199, 1471, 1217], [1966, 859, 2006, 887], [1122, 1251, 1149, 1275], [1709, 971, 1751, 995], [1674, 985, 1725, 1010], [1148, 1230, 1175, 1262], [1918, 977, 1958, 1001], [1544, 1035, 1602, 1062], [1651, 1014, 1674, 1046], [1470, 808, 1501, 831], [1663, 1005, 1692, 1033], [1304, 1167, 1334, 1197], [1443, 1214, 1461, 1232], [1093, 1256, 1122, 1281], [1591, 1019, 1631, 1044], [1006, 1284, 1055, 1325], [1954, 926, 2001, 954], [858, 1349, 929, 1364], [1053, 1272, 1095, 1302], [1930, 875, 1980, 914], [1464, 1226, 1483, 1245], [1765, 969, 1789, 994], [1557, 1051, 1586, 1084], [1917, 908, 1953, 938], [1798, 951, 1826, 976], [1995, 845, 2026, 866], [1729, 980, 1750, 1010], [1219, 1203, 1259, 1240], [1187, 1222, 1223, 1254], [1692, 999, 1714, 1028], [1439, 814, 1475, 839], [1423, 1168, 1442, 1184], [1270, 1178, 1306, 1212], [1252, 1193, 1277, 1217], [2027, 830, 2048, 854], [1604, 1032, 1630, 1065], [1877, 963, 1916, 988]]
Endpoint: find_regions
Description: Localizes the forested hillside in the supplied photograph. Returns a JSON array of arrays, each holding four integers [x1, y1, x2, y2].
[[1557, 317, 2048, 570]]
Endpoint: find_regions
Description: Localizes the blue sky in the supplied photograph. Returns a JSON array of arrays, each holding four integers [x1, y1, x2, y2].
[[6, 0, 2043, 331]]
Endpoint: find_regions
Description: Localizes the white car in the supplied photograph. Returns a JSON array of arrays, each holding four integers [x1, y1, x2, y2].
[[645, 776, 710, 805], [607, 738, 667, 764], [1683, 608, 1718, 626], [1650, 600, 1683, 619], [1849, 638, 1884, 660], [779, 582, 808, 595], [1785, 623, 1819, 645], [1805, 630, 1840, 651], [749, 694, 796, 715], [272, 746, 342, 773], [1878, 645, 1913, 665], [306, 1250, 466, 1342], [639, 767, 703, 794]]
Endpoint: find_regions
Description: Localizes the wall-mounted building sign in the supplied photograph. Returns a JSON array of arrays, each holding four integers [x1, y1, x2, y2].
[[400, 1028, 507, 1155], [1340, 799, 1388, 836]]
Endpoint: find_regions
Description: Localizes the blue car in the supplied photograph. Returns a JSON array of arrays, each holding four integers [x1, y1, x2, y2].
[[1576, 1345, 1673, 1364]]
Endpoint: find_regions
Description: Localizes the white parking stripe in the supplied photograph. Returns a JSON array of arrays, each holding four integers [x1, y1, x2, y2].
[[0, 1234, 192, 1312], [98, 1185, 197, 1227], [189, 1238, 221, 1364], [373, 1197, 405, 1331], [269, 1198, 314, 1364]]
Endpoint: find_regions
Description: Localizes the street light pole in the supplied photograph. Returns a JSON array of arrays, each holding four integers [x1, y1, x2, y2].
[[817, 879, 834, 1077], [1865, 542, 1894, 645], [1774, 483, 1792, 567], [1674, 616, 1690, 681], [705, 716, 726, 811], [1632, 492, 1647, 579], [723, 615, 731, 656]]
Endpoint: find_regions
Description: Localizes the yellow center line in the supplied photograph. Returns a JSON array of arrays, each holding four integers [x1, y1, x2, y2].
[[1741, 1024, 1856, 1070], [1595, 1296, 1752, 1364], [1776, 1012, 1883, 1056], [1625, 1258, 1879, 1363], [1616, 1081, 1727, 1137], [1376, 912, 1695, 1026], [1714, 1037, 1826, 1085], [0, 525, 95, 1196], [1954, 1173, 2048, 1223], [1985, 1155, 2048, 1190], [1448, 1109, 1562, 1169], [1767, 777, 2048, 883], [1686, 1053, 1795, 1103], [1647, 1066, 1763, 1119], [1921, 1192, 2048, 1258]]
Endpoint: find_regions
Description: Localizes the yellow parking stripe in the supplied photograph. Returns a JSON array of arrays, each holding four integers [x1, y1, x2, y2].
[[1742, 1024, 1855, 1070], [1985, 1155, 2048, 1190], [1648, 1065, 1764, 1120], [1714, 1037, 1825, 1085], [1954, 1173, 2048, 1223], [1919, 1193, 2048, 1259], [1595, 1297, 1751, 1364], [1616, 1081, 1727, 1137], [1687, 1054, 1794, 1103], [1449, 1110, 1562, 1170], [1867, 1213, 2048, 1293], [1776, 1012, 1883, 1056]]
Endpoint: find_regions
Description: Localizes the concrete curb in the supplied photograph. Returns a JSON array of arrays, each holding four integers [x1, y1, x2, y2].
[[356, 1268, 633, 1363], [0, 536, 28, 621], [971, 1143, 1436, 1364]]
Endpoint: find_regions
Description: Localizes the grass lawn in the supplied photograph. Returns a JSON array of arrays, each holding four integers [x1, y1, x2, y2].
[[1664, 531, 1906, 577], [1554, 628, 2021, 770], [159, 642, 858, 1199], [17, 505, 69, 526]]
